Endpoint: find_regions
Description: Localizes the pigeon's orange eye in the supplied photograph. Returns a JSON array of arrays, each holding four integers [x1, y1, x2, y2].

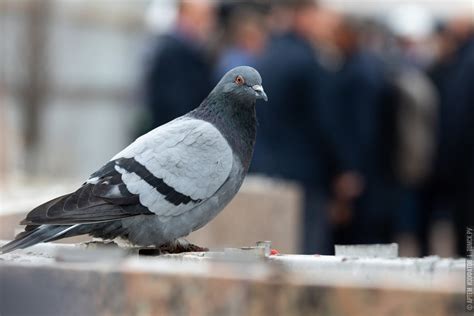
[[234, 75, 245, 86]]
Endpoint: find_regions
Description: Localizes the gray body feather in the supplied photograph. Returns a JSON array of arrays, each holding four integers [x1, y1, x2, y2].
[[117, 156, 245, 246]]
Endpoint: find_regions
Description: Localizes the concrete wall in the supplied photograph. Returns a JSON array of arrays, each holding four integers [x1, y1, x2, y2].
[[0, 177, 304, 253]]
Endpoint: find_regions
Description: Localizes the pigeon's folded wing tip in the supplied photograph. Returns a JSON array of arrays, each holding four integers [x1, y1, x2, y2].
[[19, 218, 29, 225]]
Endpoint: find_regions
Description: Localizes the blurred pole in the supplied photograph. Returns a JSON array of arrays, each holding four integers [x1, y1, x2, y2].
[[21, 0, 50, 175], [0, 88, 5, 186], [0, 2, 5, 185]]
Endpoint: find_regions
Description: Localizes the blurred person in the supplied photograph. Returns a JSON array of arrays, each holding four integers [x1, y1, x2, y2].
[[378, 12, 448, 256], [448, 18, 474, 257], [417, 22, 457, 256], [327, 16, 387, 246], [215, 6, 268, 77], [327, 17, 434, 255], [386, 67, 438, 256], [143, 0, 216, 129], [425, 16, 474, 256], [251, 0, 336, 254]]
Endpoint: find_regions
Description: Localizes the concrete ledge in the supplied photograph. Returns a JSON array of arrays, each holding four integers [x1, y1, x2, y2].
[[0, 242, 468, 315]]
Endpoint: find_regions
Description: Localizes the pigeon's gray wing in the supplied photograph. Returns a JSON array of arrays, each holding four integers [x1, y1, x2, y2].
[[112, 117, 234, 216], [21, 117, 233, 225]]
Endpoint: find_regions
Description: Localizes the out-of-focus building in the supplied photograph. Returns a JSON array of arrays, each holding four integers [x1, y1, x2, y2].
[[1, 0, 149, 182]]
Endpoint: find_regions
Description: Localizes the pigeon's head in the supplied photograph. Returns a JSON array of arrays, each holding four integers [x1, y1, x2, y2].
[[215, 66, 268, 104]]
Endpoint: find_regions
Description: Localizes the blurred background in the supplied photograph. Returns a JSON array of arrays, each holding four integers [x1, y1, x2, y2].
[[0, 0, 473, 257]]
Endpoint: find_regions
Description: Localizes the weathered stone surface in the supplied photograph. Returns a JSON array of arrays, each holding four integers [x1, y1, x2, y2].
[[0, 242, 468, 316], [0, 258, 467, 316]]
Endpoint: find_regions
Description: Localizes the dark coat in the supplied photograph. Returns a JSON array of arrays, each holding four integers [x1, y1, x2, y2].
[[431, 38, 474, 199], [251, 33, 334, 187], [447, 38, 474, 247], [328, 51, 386, 175], [143, 33, 213, 128]]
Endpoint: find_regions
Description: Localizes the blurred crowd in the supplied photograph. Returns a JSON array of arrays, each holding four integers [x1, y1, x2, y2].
[[141, 0, 474, 256]]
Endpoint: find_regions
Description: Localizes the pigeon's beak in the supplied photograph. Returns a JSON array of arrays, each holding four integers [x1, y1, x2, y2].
[[252, 85, 268, 102]]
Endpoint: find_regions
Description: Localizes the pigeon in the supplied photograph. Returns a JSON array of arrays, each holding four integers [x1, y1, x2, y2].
[[0, 66, 267, 254]]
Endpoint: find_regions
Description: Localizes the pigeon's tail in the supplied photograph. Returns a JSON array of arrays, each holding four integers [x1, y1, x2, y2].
[[0, 224, 78, 254]]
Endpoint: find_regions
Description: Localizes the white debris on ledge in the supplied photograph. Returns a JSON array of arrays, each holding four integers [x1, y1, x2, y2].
[[335, 243, 399, 258]]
